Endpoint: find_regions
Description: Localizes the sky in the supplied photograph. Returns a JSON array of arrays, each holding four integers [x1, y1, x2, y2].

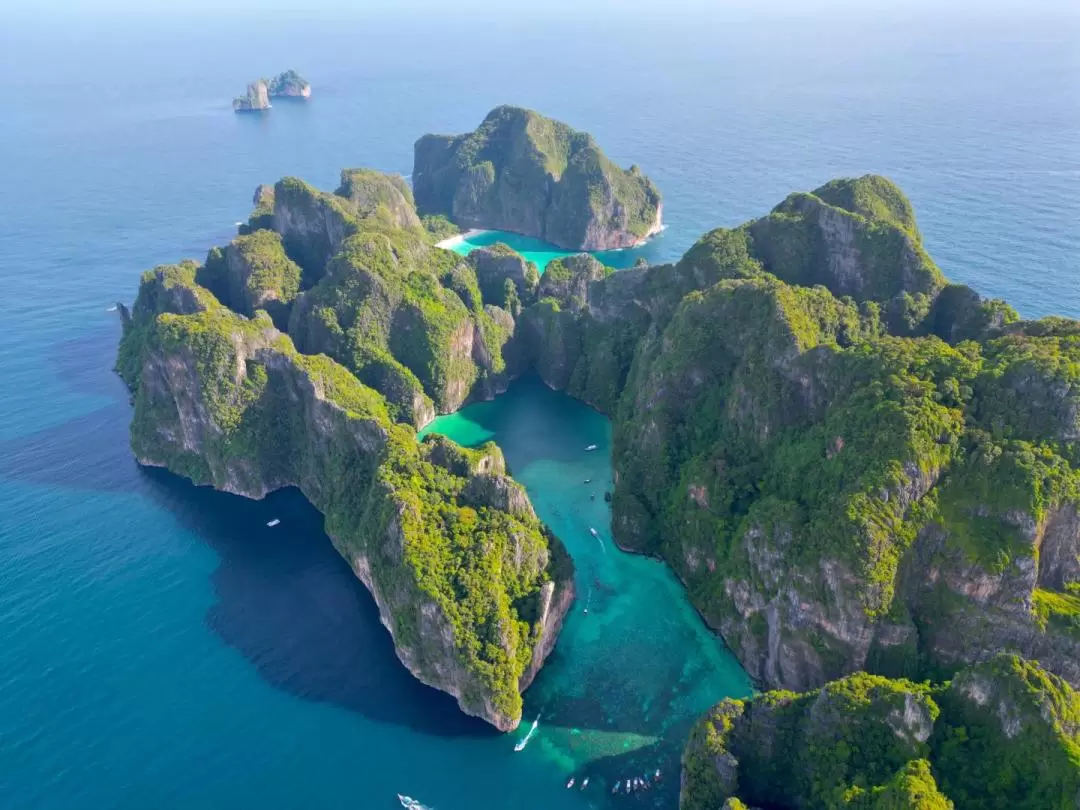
[[10, 0, 1080, 19]]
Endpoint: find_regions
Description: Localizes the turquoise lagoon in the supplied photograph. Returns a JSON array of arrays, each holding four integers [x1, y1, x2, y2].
[[3, 6, 1078, 809], [441, 229, 658, 272], [420, 377, 753, 804]]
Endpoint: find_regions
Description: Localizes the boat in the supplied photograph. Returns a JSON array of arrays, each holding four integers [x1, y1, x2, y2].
[[581, 778, 589, 789], [397, 796, 431, 810], [613, 781, 621, 794], [585, 444, 597, 451], [655, 769, 662, 781], [583, 478, 591, 484], [266, 519, 281, 527], [589, 528, 599, 537], [514, 714, 539, 751], [566, 778, 575, 789], [625, 781, 632, 793]]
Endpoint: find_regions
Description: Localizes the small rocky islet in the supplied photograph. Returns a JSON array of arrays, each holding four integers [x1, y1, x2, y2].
[[115, 105, 1080, 807], [232, 70, 311, 112]]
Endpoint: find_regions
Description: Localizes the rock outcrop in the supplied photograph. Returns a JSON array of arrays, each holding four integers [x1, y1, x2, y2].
[[196, 230, 301, 327], [413, 105, 663, 251], [267, 69, 311, 99], [506, 175, 1080, 696], [115, 169, 574, 732], [681, 655, 1079, 810], [467, 243, 539, 313], [233, 80, 270, 112], [117, 127, 1080, 759]]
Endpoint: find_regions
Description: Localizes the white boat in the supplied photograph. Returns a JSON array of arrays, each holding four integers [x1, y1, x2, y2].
[[589, 528, 599, 537], [266, 519, 280, 527], [581, 778, 589, 789], [584, 444, 597, 451], [566, 778, 575, 789], [513, 714, 539, 751], [613, 781, 621, 794], [583, 479, 591, 484]]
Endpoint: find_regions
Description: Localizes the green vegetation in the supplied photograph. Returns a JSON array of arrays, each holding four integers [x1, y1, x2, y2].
[[412, 105, 662, 250], [813, 175, 919, 236], [266, 69, 310, 97], [115, 164, 573, 730], [195, 229, 301, 322], [683, 656, 1078, 810], [421, 213, 460, 243], [118, 157, 1080, 755], [1033, 588, 1080, 639], [931, 656, 1080, 808]]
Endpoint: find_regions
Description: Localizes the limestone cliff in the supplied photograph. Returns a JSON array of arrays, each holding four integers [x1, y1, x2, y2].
[[413, 105, 663, 250], [233, 80, 270, 112], [511, 176, 1080, 696], [115, 180, 574, 731], [681, 655, 1079, 809], [267, 69, 311, 99]]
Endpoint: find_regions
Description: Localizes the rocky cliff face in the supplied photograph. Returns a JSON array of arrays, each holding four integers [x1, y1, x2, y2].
[[413, 105, 663, 251], [233, 171, 518, 423], [195, 230, 302, 328], [115, 172, 575, 731], [511, 175, 1080, 698], [233, 80, 270, 112], [681, 655, 1079, 810], [267, 69, 311, 99]]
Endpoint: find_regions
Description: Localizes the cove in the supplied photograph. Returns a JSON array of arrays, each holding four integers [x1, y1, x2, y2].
[[441, 229, 659, 272], [420, 375, 753, 807]]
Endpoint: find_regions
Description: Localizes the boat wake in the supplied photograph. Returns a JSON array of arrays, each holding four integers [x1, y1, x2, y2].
[[398, 795, 433, 810], [513, 714, 540, 751]]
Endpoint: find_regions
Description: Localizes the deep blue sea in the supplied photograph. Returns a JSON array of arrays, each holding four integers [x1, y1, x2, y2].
[[1, 5, 1078, 808]]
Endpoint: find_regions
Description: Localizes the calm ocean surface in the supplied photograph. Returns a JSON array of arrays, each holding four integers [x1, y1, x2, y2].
[[1, 6, 1077, 808]]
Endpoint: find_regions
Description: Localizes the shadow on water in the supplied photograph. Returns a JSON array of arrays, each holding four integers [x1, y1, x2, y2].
[[143, 470, 494, 740], [0, 322, 493, 739]]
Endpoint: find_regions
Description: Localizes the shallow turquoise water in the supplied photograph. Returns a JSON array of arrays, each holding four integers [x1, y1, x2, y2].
[[420, 377, 752, 800], [1, 5, 1078, 809], [445, 230, 655, 272]]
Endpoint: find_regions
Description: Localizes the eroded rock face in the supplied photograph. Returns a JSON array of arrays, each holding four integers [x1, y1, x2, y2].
[[116, 208, 573, 733], [336, 168, 421, 231], [233, 80, 270, 112], [267, 70, 311, 99], [413, 106, 662, 251], [682, 655, 1080, 810], [468, 245, 539, 311], [680, 673, 945, 810], [510, 175, 1080, 696]]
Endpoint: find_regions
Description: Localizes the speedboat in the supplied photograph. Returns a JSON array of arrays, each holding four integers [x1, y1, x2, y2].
[[655, 769, 662, 781], [589, 528, 599, 537], [581, 778, 589, 789], [585, 444, 597, 451], [613, 781, 621, 794], [625, 781, 632, 793], [266, 518, 281, 527], [583, 479, 591, 484], [566, 778, 575, 789]]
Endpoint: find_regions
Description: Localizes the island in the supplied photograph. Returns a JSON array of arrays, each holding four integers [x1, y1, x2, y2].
[[233, 71, 311, 112], [267, 69, 311, 99], [681, 655, 1079, 809], [232, 80, 270, 112], [117, 108, 1080, 802], [412, 105, 663, 251]]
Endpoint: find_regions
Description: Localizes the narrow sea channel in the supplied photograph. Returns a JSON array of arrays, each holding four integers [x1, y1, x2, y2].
[[420, 375, 752, 807]]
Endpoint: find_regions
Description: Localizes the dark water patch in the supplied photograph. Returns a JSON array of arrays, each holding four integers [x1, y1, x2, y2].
[[141, 470, 495, 739], [0, 324, 494, 738]]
